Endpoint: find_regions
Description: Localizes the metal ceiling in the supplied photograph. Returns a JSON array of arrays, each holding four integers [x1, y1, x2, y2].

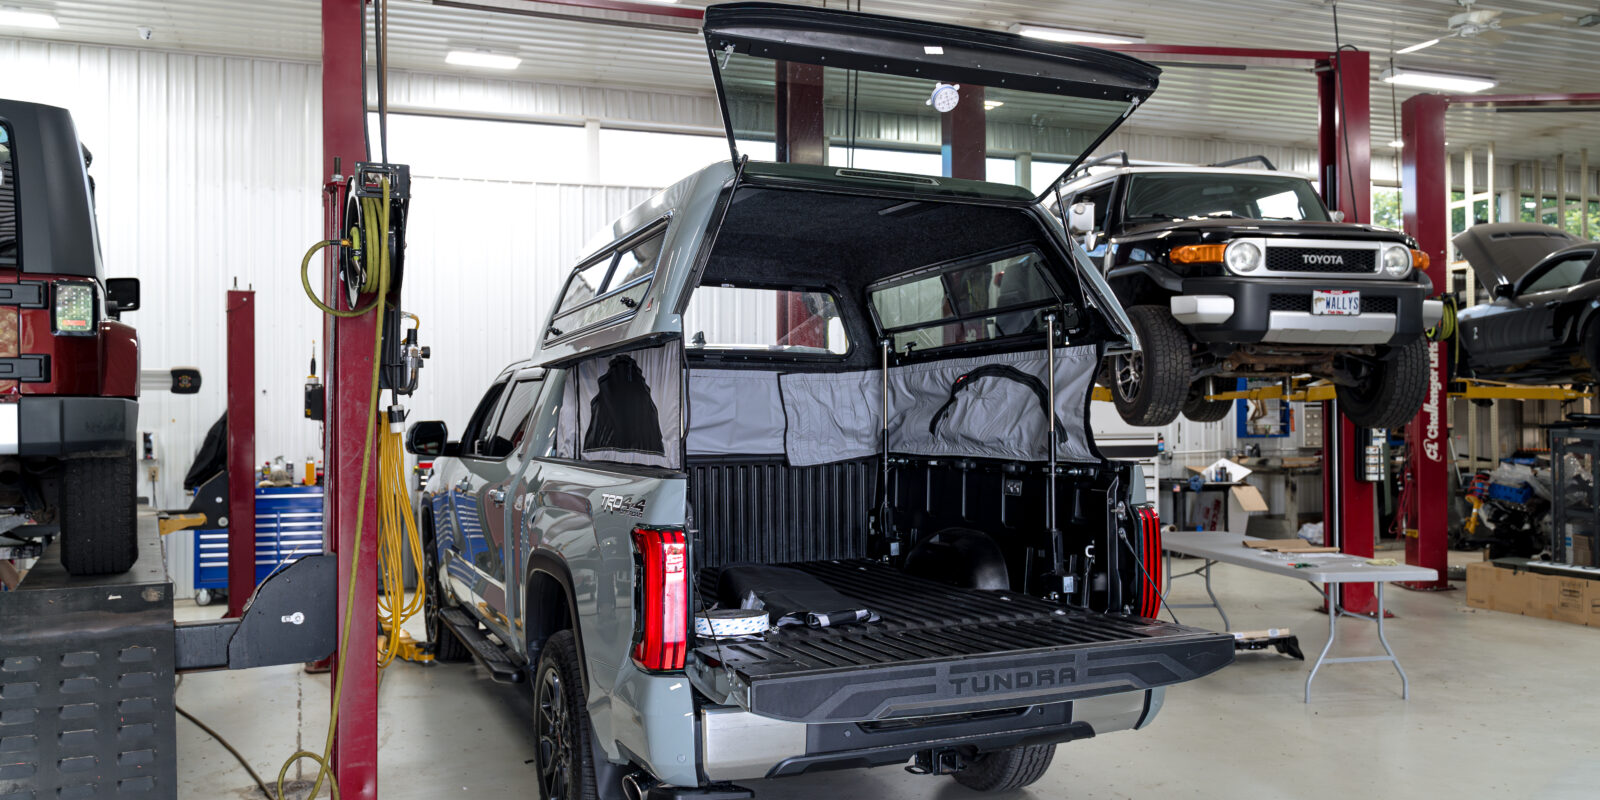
[[10, 0, 1600, 160]]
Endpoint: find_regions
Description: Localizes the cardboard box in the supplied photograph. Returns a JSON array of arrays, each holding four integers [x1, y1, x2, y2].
[[1572, 534, 1595, 568], [1465, 561, 1495, 609], [1553, 578, 1591, 625]]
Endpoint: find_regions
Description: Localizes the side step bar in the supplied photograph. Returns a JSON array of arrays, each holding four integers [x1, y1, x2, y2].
[[438, 606, 523, 684]]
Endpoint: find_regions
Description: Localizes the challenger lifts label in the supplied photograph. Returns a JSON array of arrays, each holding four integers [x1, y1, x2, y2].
[[1422, 341, 1443, 462]]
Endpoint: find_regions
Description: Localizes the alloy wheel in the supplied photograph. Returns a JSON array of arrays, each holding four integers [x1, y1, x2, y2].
[[1114, 351, 1144, 402], [536, 666, 576, 799]]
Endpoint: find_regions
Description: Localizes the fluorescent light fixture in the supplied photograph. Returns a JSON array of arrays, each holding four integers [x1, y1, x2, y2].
[[0, 6, 59, 29], [445, 50, 521, 70], [1380, 67, 1496, 93], [983, 100, 1004, 110], [1010, 23, 1143, 45], [1388, 140, 1404, 148], [1396, 38, 1440, 55]]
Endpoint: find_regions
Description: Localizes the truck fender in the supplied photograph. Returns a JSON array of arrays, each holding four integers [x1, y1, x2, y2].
[[1105, 262, 1184, 294], [524, 549, 590, 688]]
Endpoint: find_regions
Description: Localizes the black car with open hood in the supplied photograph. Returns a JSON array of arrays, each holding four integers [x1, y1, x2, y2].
[[1455, 223, 1600, 385]]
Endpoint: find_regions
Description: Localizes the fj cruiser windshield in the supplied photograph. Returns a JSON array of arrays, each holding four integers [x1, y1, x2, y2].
[[702, 3, 1159, 200], [1124, 173, 1331, 223]]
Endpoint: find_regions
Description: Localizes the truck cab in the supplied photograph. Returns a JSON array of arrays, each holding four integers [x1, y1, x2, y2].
[[410, 6, 1233, 799]]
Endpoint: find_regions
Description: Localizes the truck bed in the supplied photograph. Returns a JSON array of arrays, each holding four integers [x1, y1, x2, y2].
[[693, 560, 1233, 723]]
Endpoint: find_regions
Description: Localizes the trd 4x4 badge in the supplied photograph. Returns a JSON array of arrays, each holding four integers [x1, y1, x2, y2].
[[600, 494, 646, 517]]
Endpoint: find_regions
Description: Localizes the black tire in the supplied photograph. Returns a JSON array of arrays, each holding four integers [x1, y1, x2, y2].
[[535, 630, 599, 800], [1107, 305, 1192, 427], [1182, 376, 1232, 423], [1335, 337, 1430, 430], [952, 743, 1056, 792], [422, 515, 471, 662], [58, 454, 137, 576]]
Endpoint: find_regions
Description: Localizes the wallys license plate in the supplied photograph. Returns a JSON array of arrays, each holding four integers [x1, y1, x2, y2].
[[1312, 290, 1360, 316]]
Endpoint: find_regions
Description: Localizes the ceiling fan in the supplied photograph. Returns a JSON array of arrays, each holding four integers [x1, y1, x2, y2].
[[1395, 0, 1566, 53]]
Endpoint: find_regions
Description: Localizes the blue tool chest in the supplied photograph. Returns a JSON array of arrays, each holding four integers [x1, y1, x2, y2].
[[192, 485, 324, 595]]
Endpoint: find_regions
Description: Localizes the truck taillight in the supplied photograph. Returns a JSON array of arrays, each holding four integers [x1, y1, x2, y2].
[[54, 282, 96, 334], [631, 527, 688, 672]]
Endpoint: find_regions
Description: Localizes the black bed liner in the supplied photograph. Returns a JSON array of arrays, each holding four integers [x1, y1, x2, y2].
[[693, 560, 1233, 723]]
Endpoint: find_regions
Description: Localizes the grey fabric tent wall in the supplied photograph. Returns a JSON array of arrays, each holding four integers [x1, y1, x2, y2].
[[686, 345, 1099, 466], [559, 340, 683, 469]]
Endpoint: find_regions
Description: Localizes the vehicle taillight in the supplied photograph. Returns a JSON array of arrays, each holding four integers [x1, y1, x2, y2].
[[631, 527, 688, 672], [54, 282, 96, 334]]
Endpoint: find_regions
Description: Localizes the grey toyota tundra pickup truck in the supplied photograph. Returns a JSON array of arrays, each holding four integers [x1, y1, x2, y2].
[[408, 5, 1233, 799]]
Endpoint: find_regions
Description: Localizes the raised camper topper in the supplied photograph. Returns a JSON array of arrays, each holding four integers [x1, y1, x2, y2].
[[412, 5, 1231, 799]]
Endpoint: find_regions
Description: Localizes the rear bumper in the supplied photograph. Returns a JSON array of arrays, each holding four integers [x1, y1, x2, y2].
[[701, 690, 1159, 781], [2, 397, 138, 456], [1174, 276, 1429, 347]]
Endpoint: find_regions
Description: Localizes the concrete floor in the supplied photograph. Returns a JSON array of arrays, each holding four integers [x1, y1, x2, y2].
[[174, 551, 1600, 800]]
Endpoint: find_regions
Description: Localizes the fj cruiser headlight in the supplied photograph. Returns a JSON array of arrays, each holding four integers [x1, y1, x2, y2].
[[1381, 245, 1412, 277], [53, 282, 96, 335], [1224, 241, 1261, 274]]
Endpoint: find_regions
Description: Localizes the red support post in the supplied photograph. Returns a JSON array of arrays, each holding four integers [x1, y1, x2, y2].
[[775, 62, 825, 166], [1316, 49, 1378, 614], [941, 84, 986, 181], [1400, 93, 1451, 590], [323, 0, 379, 797], [224, 290, 255, 619]]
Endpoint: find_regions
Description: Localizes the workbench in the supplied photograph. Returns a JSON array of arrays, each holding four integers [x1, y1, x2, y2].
[[1161, 530, 1437, 702]]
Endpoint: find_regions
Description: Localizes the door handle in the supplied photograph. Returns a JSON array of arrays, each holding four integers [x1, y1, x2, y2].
[[488, 489, 506, 505]]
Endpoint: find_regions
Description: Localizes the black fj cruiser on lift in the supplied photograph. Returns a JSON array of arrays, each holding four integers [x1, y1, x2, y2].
[[1057, 155, 1440, 429]]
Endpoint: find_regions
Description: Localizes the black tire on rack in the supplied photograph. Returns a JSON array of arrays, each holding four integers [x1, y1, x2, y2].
[[1183, 376, 1232, 423], [1107, 305, 1192, 427], [422, 512, 470, 662], [58, 453, 138, 576], [951, 743, 1057, 792], [1336, 337, 1430, 431]]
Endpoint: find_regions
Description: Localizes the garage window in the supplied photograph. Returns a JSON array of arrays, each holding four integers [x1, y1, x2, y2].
[[0, 124, 16, 267], [547, 219, 668, 341]]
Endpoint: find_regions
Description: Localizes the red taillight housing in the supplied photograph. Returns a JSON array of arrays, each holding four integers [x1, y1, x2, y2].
[[1136, 507, 1164, 619], [631, 527, 689, 672]]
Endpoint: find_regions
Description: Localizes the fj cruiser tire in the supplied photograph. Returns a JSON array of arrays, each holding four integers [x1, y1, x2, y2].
[[1108, 305, 1192, 427], [535, 630, 599, 800], [1336, 337, 1430, 431], [1182, 376, 1232, 423], [58, 453, 137, 576], [422, 516, 471, 662], [952, 743, 1056, 792]]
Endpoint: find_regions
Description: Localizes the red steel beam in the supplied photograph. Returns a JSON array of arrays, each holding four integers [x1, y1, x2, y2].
[[1446, 92, 1600, 109], [1316, 48, 1378, 615], [941, 84, 986, 181], [1399, 92, 1450, 591], [510, 0, 705, 19], [775, 62, 825, 166], [323, 0, 379, 796], [224, 290, 255, 619]]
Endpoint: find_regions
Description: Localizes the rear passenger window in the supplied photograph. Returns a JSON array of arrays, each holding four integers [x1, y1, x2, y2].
[[547, 220, 667, 340], [0, 124, 17, 267], [483, 378, 541, 458]]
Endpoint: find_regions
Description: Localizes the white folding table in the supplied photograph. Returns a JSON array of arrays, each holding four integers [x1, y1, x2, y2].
[[1161, 531, 1438, 702]]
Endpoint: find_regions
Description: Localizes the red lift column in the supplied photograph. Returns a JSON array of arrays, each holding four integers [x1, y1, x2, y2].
[[1400, 93, 1451, 590], [775, 62, 826, 346], [224, 290, 255, 619], [1316, 49, 1378, 614], [323, 0, 379, 797]]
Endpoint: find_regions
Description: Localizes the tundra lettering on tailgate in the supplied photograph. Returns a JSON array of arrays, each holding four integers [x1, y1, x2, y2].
[[950, 666, 1077, 694]]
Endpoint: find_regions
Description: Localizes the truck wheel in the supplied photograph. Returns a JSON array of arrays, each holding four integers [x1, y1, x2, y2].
[[952, 743, 1056, 792], [58, 454, 137, 576], [535, 630, 599, 800], [1336, 337, 1429, 431], [1182, 377, 1232, 423], [1107, 305, 1191, 427], [423, 518, 470, 662]]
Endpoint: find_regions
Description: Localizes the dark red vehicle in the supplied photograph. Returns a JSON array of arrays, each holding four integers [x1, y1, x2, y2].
[[0, 99, 142, 575]]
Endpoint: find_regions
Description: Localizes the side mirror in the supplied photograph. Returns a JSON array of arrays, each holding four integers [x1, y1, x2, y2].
[[1067, 202, 1096, 235], [1492, 283, 1515, 300], [406, 421, 451, 457], [105, 277, 140, 312]]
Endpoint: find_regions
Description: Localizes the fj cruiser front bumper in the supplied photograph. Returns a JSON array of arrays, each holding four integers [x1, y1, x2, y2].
[[1171, 276, 1438, 347]]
